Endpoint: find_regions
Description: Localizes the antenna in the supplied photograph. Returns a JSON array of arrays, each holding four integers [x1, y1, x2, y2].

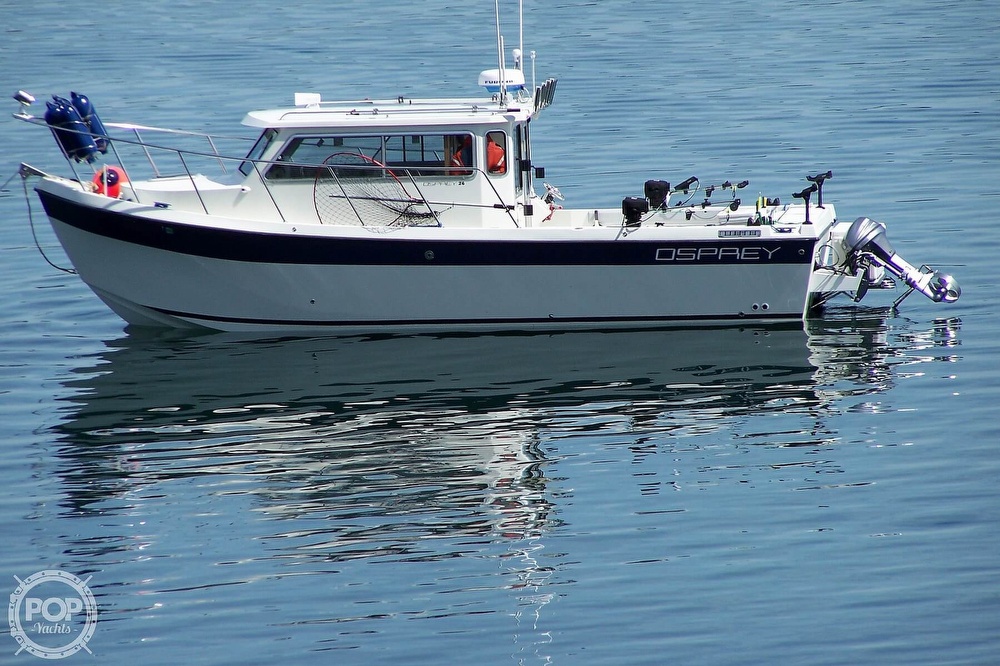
[[531, 50, 536, 94], [495, 0, 506, 105], [519, 0, 524, 69]]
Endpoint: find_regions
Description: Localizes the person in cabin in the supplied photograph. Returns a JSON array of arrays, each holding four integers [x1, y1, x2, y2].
[[487, 134, 506, 174], [450, 135, 473, 175]]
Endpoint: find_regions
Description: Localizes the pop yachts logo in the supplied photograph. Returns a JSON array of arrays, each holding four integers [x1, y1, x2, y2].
[[655, 246, 781, 262], [9, 570, 97, 659]]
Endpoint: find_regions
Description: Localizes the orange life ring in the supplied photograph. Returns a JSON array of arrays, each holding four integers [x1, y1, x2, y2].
[[92, 166, 128, 198]]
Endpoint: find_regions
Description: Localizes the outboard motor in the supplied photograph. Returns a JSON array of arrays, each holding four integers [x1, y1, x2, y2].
[[845, 216, 961, 304]]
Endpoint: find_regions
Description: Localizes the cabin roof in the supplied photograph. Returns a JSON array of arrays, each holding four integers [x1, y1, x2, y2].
[[242, 95, 535, 131]]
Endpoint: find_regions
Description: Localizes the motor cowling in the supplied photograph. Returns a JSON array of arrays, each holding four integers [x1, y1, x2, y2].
[[845, 217, 961, 304]]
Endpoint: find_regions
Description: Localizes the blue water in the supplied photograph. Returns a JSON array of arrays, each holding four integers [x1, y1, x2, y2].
[[2, 1, 998, 663]]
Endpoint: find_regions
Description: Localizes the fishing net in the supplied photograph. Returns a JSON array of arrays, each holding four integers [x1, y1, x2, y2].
[[313, 153, 438, 227]]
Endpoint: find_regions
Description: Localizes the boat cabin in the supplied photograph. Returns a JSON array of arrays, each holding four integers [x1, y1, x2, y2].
[[234, 92, 540, 228]]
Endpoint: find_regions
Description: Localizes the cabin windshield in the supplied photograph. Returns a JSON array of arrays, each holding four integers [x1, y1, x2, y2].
[[264, 133, 477, 180], [239, 128, 277, 177]]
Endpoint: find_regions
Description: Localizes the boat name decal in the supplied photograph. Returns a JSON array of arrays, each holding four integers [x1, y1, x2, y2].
[[655, 246, 781, 262]]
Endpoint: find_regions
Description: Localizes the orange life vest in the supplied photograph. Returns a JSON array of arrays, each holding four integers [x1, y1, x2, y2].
[[487, 138, 506, 174]]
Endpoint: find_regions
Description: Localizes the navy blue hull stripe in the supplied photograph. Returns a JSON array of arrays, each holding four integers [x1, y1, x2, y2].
[[39, 188, 815, 266]]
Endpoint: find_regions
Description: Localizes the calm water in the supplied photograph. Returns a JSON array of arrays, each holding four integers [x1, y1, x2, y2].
[[1, 1, 998, 664]]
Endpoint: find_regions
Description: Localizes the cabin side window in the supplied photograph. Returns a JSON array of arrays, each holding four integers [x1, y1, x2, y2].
[[265, 133, 475, 180], [444, 134, 474, 177], [385, 134, 469, 177], [485, 131, 507, 176]]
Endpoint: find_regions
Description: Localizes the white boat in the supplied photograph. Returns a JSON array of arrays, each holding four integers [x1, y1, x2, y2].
[[11, 8, 959, 334]]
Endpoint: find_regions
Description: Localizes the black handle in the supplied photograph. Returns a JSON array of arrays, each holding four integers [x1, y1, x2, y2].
[[673, 176, 697, 192]]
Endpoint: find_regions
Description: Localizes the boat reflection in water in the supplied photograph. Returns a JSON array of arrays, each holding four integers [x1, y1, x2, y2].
[[52, 309, 964, 534], [55, 323, 815, 509], [48, 309, 961, 653]]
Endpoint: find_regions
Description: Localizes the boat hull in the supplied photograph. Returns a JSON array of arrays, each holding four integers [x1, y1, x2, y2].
[[39, 184, 820, 333]]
